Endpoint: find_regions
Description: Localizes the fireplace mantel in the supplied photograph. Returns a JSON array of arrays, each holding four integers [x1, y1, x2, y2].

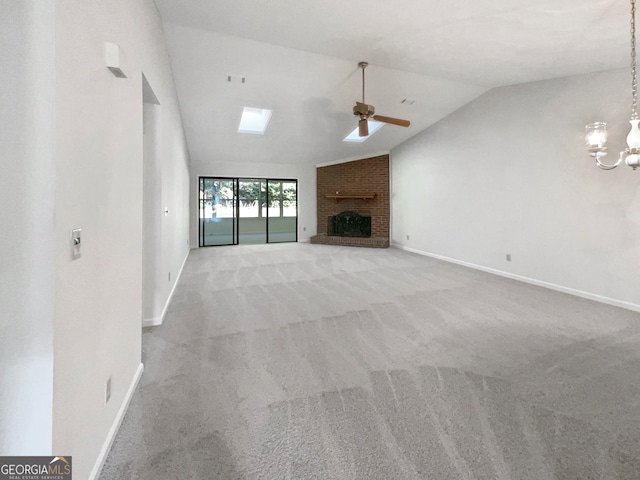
[[324, 193, 376, 201]]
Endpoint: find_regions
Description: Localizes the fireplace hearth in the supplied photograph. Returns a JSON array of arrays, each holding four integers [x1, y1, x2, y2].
[[328, 211, 371, 237]]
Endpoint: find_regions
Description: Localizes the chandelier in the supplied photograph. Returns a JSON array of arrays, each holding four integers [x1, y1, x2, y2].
[[585, 0, 640, 170]]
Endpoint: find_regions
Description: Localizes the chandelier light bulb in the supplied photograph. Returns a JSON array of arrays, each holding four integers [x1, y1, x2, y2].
[[585, 122, 607, 148]]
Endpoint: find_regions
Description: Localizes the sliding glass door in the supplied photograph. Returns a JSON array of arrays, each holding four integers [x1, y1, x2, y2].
[[238, 179, 267, 244], [199, 177, 237, 246], [199, 177, 297, 247], [266, 180, 297, 243]]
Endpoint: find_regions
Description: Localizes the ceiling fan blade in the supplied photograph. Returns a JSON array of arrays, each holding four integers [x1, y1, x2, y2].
[[372, 115, 410, 128], [359, 118, 369, 137]]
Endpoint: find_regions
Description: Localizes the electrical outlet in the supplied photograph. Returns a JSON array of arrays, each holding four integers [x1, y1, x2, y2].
[[105, 377, 112, 404], [303, 227, 307, 232], [406, 234, 410, 240], [168, 271, 171, 282], [506, 254, 511, 261]]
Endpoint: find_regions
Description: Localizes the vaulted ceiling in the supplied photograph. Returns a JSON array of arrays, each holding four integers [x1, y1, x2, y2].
[[155, 0, 629, 167]]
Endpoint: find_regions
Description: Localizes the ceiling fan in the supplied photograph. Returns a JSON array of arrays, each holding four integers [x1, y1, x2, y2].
[[353, 61, 410, 137]]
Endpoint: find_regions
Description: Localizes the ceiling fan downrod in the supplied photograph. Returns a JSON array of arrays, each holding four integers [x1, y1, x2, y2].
[[359, 61, 368, 105], [358, 61, 370, 136]]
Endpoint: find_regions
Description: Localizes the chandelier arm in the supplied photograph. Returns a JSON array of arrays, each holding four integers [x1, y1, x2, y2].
[[595, 154, 623, 170]]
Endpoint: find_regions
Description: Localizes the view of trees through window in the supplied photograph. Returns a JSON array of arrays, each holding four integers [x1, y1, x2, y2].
[[200, 179, 296, 219], [199, 177, 297, 246]]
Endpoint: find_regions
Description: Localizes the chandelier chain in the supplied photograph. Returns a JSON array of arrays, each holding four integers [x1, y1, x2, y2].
[[632, 0, 638, 119]]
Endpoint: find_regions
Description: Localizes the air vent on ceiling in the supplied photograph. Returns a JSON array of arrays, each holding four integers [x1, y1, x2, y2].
[[227, 75, 246, 83]]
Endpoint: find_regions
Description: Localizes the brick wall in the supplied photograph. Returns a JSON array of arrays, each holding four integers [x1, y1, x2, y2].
[[316, 155, 390, 239]]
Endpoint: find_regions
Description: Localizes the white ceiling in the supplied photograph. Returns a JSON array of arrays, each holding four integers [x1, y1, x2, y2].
[[155, 0, 629, 167]]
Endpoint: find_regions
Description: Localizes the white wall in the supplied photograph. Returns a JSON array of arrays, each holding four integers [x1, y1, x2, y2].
[[392, 68, 640, 310], [143, 103, 163, 323], [143, 90, 191, 326], [0, 0, 55, 455], [190, 161, 317, 247], [53, 1, 190, 479]]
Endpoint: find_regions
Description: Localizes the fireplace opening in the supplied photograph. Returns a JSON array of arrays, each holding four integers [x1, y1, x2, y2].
[[328, 211, 371, 237]]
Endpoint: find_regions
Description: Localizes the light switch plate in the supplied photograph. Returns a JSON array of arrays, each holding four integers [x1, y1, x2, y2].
[[72, 228, 82, 259]]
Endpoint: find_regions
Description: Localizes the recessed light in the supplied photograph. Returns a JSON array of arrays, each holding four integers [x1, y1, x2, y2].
[[343, 120, 384, 142], [238, 107, 272, 135]]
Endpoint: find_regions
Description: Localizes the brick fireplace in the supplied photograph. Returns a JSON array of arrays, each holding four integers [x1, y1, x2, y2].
[[311, 154, 390, 248]]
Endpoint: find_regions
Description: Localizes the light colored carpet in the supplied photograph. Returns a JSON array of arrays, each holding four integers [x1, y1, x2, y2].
[[101, 243, 640, 479]]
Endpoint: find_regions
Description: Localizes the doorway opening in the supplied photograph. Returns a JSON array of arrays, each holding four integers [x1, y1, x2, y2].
[[142, 73, 161, 327]]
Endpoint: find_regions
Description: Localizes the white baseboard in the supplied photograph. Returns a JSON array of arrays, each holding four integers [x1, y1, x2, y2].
[[142, 315, 162, 327], [89, 362, 144, 480], [142, 249, 190, 328], [393, 244, 640, 313]]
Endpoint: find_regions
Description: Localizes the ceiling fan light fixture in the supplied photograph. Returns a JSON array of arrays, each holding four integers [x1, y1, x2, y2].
[[359, 118, 369, 137], [343, 120, 385, 143]]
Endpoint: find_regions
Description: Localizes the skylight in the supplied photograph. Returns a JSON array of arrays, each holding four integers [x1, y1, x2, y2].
[[238, 107, 272, 134], [343, 120, 384, 143]]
